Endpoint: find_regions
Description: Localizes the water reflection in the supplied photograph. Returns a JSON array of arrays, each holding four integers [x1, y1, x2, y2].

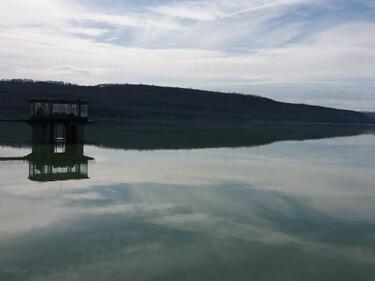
[[0, 143, 93, 182], [0, 122, 375, 280], [26, 143, 93, 182], [86, 121, 375, 150], [1, 120, 374, 150]]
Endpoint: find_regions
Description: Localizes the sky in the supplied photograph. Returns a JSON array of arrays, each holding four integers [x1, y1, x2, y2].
[[0, 0, 374, 110]]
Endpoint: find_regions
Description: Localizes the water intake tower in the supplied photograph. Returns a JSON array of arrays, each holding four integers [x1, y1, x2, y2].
[[28, 99, 89, 144]]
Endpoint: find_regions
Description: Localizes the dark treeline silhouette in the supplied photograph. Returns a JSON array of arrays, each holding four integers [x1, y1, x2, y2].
[[0, 79, 373, 124], [365, 112, 375, 121], [85, 121, 375, 150]]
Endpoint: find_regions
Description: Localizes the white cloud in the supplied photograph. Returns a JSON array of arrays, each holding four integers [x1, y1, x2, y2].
[[150, 0, 311, 21], [309, 22, 375, 48], [77, 11, 185, 30], [64, 27, 109, 37], [0, 0, 374, 109]]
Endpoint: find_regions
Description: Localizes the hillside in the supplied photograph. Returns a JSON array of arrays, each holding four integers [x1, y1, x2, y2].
[[0, 79, 372, 124], [364, 112, 375, 122]]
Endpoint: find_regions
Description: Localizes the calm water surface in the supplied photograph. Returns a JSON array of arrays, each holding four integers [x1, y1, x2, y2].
[[0, 123, 375, 281]]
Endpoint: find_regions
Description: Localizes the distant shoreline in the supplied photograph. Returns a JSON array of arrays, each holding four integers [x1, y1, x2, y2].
[[1, 118, 374, 128], [1, 119, 374, 150], [1, 79, 373, 125]]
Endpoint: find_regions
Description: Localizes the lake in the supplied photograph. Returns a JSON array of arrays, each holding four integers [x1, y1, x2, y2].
[[0, 121, 375, 281]]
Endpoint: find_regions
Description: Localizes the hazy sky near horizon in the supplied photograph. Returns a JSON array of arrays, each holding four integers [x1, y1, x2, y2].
[[0, 0, 374, 110]]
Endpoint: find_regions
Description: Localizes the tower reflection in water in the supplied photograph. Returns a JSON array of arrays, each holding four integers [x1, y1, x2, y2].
[[23, 99, 93, 182], [25, 143, 93, 182], [0, 99, 93, 182]]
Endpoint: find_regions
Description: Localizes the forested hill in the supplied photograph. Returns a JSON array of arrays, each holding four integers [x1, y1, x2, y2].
[[0, 79, 372, 124], [365, 112, 375, 122]]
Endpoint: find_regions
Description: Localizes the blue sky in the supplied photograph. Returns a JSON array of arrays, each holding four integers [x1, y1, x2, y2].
[[0, 0, 374, 110]]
